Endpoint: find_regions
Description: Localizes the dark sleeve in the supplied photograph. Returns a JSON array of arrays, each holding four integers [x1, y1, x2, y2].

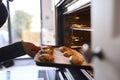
[[0, 41, 26, 62], [0, 0, 2, 4]]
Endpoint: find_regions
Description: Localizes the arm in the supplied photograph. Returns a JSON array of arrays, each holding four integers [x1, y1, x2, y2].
[[0, 0, 2, 4], [0, 41, 41, 62], [0, 41, 26, 62]]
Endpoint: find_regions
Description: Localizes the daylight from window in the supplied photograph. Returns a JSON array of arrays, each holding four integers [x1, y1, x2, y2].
[[9, 0, 41, 46]]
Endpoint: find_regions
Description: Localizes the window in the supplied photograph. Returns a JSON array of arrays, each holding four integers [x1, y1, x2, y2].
[[9, 0, 41, 46]]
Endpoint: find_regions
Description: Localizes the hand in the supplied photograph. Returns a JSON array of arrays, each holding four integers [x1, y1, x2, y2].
[[22, 42, 41, 58]]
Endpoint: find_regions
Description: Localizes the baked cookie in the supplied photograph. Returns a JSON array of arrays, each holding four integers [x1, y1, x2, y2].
[[59, 46, 71, 53], [69, 54, 84, 66], [39, 46, 54, 55], [38, 54, 54, 63], [63, 50, 74, 57], [42, 45, 54, 51]]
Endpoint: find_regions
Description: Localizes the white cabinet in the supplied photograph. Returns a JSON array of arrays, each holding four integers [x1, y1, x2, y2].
[[40, 0, 56, 45], [91, 0, 120, 80]]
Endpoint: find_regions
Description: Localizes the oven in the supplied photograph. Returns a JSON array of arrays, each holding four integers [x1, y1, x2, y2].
[[52, 0, 94, 80], [37, 68, 94, 80], [55, 0, 92, 62]]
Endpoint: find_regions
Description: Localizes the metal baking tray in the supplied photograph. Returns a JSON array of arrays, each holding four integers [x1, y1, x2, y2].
[[34, 48, 93, 70]]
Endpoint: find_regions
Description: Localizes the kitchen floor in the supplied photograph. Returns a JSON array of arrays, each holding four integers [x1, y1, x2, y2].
[[0, 58, 57, 80]]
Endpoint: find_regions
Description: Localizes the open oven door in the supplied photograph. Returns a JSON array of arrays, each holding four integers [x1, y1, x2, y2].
[[91, 0, 120, 80]]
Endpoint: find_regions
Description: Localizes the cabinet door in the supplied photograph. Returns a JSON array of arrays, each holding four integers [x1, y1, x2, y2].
[[40, 0, 56, 46], [91, 0, 120, 80]]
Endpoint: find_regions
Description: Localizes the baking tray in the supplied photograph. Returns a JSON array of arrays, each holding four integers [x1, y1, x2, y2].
[[35, 61, 93, 70], [34, 48, 93, 70]]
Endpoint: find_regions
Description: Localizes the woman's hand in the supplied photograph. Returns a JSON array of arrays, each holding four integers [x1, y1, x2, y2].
[[22, 42, 41, 58]]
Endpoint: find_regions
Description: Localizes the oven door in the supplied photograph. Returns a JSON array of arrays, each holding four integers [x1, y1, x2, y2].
[[92, 0, 120, 80]]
